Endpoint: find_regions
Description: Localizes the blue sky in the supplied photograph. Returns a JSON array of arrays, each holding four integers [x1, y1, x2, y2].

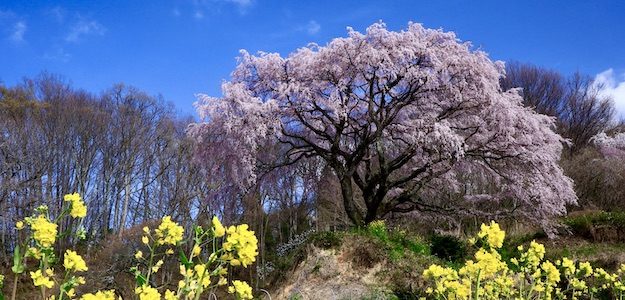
[[1, 0, 625, 117]]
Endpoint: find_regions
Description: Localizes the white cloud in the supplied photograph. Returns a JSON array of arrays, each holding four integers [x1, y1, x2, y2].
[[306, 20, 321, 35], [10, 21, 26, 43], [65, 18, 106, 42], [595, 69, 625, 118], [194, 10, 204, 19]]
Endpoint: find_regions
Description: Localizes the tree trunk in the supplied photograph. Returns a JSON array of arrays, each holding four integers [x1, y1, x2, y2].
[[339, 176, 363, 226]]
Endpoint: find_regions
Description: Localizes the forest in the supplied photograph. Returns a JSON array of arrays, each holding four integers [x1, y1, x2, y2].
[[2, 22, 625, 299]]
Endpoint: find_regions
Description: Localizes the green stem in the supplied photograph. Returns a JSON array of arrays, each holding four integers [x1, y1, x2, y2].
[[474, 270, 481, 300], [10, 275, 17, 300]]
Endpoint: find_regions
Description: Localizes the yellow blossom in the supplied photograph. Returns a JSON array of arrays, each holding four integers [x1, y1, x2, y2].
[[64, 250, 88, 272], [135, 251, 143, 259], [222, 224, 258, 267], [164, 290, 177, 300], [192, 244, 201, 257], [135, 285, 161, 300], [152, 260, 164, 273], [212, 216, 225, 237], [155, 216, 184, 246], [30, 269, 54, 288], [64, 193, 87, 218], [142, 236, 149, 245], [218, 276, 227, 286], [15, 221, 24, 230], [80, 290, 117, 300], [30, 215, 58, 248], [477, 221, 505, 249], [231, 280, 253, 299]]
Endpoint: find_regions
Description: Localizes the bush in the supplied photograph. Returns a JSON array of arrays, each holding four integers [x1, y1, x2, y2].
[[368, 220, 389, 242], [312, 231, 343, 249], [565, 210, 625, 240], [429, 234, 467, 263], [363, 220, 429, 261]]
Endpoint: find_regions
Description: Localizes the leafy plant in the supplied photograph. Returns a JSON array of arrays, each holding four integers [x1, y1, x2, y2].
[[429, 234, 467, 263]]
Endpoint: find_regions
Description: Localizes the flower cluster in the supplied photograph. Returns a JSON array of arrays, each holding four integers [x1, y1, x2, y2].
[[228, 280, 253, 299], [154, 216, 185, 246], [477, 221, 505, 249], [423, 221, 625, 299], [29, 214, 58, 248], [222, 224, 259, 267], [64, 192, 87, 218], [79, 290, 117, 300]]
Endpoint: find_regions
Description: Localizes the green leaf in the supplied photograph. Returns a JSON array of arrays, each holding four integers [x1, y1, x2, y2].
[[11, 245, 24, 274], [179, 250, 191, 268], [135, 273, 147, 286]]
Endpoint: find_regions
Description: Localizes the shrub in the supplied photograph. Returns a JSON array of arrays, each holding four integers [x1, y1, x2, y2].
[[311, 231, 343, 249], [363, 220, 429, 261], [367, 220, 389, 242], [0, 193, 259, 300], [429, 234, 467, 263], [565, 210, 625, 240]]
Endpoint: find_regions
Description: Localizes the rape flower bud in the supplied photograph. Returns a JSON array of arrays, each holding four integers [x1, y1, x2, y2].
[[152, 260, 163, 273], [142, 236, 149, 245], [135, 251, 143, 259], [143, 226, 150, 234], [15, 221, 24, 230], [212, 216, 226, 237], [192, 244, 201, 257], [166, 248, 174, 255], [218, 276, 227, 286]]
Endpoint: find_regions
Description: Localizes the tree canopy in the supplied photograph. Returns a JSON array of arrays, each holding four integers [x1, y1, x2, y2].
[[190, 22, 577, 230]]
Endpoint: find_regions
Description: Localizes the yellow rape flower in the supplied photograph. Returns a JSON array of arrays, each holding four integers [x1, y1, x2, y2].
[[222, 224, 258, 267], [542, 261, 561, 284], [192, 244, 201, 257], [231, 280, 253, 299], [212, 216, 226, 237], [64, 193, 87, 218], [164, 290, 177, 300], [15, 221, 24, 230], [155, 216, 184, 246], [135, 285, 161, 300], [477, 221, 505, 249], [152, 260, 164, 273], [30, 269, 54, 288], [135, 251, 143, 259], [30, 215, 58, 248], [64, 250, 88, 272], [80, 290, 117, 300], [559, 257, 576, 276]]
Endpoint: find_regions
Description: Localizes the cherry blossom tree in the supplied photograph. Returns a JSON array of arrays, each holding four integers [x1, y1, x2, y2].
[[189, 22, 577, 227]]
